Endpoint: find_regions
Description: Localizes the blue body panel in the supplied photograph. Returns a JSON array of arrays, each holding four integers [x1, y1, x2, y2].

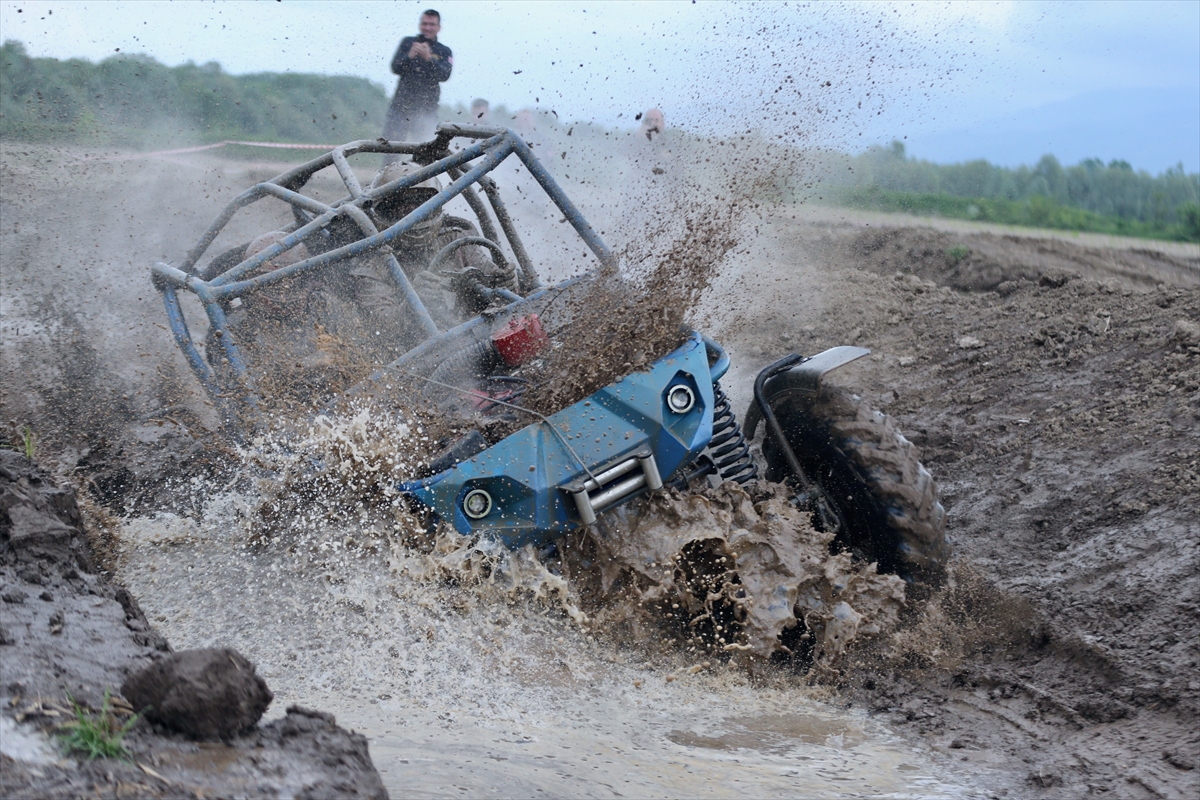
[[405, 332, 716, 546]]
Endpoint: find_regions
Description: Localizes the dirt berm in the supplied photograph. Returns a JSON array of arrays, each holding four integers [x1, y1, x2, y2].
[[726, 218, 1199, 797], [0, 450, 388, 799]]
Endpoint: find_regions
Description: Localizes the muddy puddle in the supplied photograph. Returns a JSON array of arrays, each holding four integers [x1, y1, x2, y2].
[[111, 483, 987, 798], [336, 694, 960, 798]]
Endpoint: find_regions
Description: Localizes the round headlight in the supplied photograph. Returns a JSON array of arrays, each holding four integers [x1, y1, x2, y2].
[[666, 385, 696, 414], [463, 489, 493, 519]]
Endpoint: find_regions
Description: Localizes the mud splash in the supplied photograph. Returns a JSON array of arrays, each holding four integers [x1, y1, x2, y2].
[[109, 480, 977, 798], [244, 406, 431, 553], [559, 482, 907, 671], [880, 559, 1044, 673], [210, 396, 913, 675]]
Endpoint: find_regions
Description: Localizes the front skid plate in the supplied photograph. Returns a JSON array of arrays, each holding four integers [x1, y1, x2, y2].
[[404, 332, 717, 547]]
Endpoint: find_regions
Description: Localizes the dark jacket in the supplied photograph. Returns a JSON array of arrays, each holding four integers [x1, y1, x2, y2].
[[390, 35, 453, 112]]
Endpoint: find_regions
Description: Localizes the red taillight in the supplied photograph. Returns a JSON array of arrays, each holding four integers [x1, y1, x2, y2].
[[491, 313, 549, 367]]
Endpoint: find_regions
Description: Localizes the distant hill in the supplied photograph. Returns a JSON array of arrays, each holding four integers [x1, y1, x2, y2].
[[0, 40, 390, 146], [905, 87, 1200, 174]]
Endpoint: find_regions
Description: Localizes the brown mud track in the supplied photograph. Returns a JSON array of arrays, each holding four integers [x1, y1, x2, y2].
[[723, 218, 1199, 797], [2, 146, 1199, 796]]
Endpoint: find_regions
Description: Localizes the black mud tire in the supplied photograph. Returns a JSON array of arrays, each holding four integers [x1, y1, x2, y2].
[[760, 385, 949, 583]]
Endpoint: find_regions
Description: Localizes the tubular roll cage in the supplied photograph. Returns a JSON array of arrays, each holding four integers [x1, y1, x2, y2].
[[150, 124, 617, 414]]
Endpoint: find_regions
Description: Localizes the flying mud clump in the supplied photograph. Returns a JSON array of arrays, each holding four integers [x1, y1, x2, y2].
[[519, 208, 738, 417]]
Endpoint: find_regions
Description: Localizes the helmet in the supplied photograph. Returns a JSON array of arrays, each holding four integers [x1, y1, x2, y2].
[[245, 230, 309, 270], [368, 162, 444, 239], [370, 161, 442, 199]]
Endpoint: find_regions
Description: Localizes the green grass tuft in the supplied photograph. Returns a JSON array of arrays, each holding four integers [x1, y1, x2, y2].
[[57, 690, 139, 761], [0, 425, 36, 460]]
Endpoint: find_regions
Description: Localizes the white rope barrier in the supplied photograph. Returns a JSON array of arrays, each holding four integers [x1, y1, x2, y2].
[[84, 139, 339, 162]]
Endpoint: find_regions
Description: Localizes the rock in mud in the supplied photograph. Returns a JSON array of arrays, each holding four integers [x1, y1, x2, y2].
[[1163, 748, 1196, 771], [1171, 317, 1200, 346], [122, 647, 274, 740], [1, 454, 388, 797]]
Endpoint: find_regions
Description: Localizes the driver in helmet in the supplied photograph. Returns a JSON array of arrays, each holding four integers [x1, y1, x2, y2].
[[209, 162, 517, 384], [343, 161, 518, 351]]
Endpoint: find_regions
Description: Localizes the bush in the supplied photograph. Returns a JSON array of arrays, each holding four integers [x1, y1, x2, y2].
[[1179, 203, 1200, 242], [834, 186, 1198, 243]]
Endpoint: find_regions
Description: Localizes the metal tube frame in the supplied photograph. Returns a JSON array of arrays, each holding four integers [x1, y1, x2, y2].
[[153, 126, 614, 415], [444, 166, 503, 245], [477, 175, 540, 290]]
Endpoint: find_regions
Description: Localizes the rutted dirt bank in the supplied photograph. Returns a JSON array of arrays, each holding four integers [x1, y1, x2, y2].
[[0, 451, 387, 798], [720, 217, 1199, 797]]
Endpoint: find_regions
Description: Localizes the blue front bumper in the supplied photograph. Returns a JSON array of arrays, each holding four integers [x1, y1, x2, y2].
[[403, 332, 726, 547]]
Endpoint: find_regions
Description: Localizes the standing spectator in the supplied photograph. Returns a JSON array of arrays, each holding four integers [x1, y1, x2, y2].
[[470, 98, 490, 123], [618, 107, 682, 235], [383, 9, 453, 161], [627, 108, 674, 175]]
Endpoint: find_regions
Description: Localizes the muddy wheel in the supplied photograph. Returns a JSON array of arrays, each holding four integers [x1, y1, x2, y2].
[[759, 385, 949, 582]]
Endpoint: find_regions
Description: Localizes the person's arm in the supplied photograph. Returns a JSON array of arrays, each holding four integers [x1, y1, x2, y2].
[[391, 37, 415, 75], [431, 44, 453, 83]]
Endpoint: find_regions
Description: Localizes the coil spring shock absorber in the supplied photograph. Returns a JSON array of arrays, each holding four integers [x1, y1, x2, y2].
[[708, 380, 758, 485]]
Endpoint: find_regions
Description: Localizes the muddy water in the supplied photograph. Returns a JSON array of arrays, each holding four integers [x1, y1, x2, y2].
[[29, 141, 977, 795], [340, 700, 957, 798], [113, 493, 982, 798]]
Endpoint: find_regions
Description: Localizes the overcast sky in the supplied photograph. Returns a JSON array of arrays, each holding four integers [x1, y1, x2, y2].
[[2, 1, 1197, 169]]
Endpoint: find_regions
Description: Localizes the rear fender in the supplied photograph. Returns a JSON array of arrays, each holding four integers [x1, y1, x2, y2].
[[743, 346, 871, 440]]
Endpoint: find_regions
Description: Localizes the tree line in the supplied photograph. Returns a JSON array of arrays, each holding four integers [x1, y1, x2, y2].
[[0, 40, 388, 146], [830, 140, 1199, 241], [3, 41, 1197, 241]]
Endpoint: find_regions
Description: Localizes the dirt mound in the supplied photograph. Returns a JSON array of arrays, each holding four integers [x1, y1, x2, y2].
[[1, 450, 170, 703], [825, 225, 1200, 292], [3, 705, 388, 800]]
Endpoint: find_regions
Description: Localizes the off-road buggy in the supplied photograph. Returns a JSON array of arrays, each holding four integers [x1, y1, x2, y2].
[[151, 124, 948, 589]]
